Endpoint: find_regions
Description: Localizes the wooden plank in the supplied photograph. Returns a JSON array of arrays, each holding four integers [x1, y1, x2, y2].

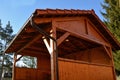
[[51, 20, 58, 80], [16, 34, 42, 54], [12, 53, 17, 80], [58, 58, 112, 67], [33, 17, 52, 24], [89, 65, 114, 80], [57, 32, 70, 46], [58, 59, 89, 80], [43, 37, 52, 54], [84, 19, 88, 34], [57, 26, 110, 47], [21, 50, 48, 56], [109, 47, 117, 80], [102, 46, 112, 59], [58, 58, 114, 80], [87, 19, 109, 44], [27, 46, 46, 51], [16, 55, 23, 62], [33, 17, 82, 24]]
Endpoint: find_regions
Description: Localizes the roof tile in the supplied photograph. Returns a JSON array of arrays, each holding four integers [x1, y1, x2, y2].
[[34, 9, 93, 16]]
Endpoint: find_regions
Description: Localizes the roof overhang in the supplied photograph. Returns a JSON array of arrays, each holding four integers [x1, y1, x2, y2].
[[4, 9, 120, 54]]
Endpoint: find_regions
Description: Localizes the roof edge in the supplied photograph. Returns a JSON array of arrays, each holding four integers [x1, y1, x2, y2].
[[4, 15, 33, 53]]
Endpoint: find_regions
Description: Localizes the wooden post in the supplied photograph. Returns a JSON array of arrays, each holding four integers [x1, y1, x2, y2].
[[43, 34, 58, 80], [109, 47, 117, 80], [43, 21, 58, 80], [12, 53, 17, 80], [50, 38, 57, 80], [51, 20, 59, 80]]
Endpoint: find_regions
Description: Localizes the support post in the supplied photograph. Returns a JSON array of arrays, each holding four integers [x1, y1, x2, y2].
[[51, 21, 59, 80], [43, 24, 58, 80], [12, 53, 17, 80], [109, 47, 117, 80], [30, 18, 59, 80], [43, 31, 58, 80], [50, 39, 57, 80]]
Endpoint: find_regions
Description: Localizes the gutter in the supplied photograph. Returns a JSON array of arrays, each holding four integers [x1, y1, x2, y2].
[[30, 15, 59, 80]]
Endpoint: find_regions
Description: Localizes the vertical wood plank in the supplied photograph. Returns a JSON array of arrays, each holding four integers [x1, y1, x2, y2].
[[109, 47, 117, 80], [84, 19, 88, 35], [12, 53, 17, 80], [50, 20, 58, 80]]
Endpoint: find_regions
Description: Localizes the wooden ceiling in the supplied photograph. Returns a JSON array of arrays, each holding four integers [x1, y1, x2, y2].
[[7, 22, 101, 57], [5, 21, 101, 57]]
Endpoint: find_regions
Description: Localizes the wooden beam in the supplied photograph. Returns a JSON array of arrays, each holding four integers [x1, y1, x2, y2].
[[33, 17, 52, 24], [43, 37, 52, 54], [102, 46, 112, 59], [27, 46, 46, 51], [16, 55, 23, 62], [57, 32, 70, 46], [84, 19, 88, 34], [21, 50, 48, 56], [16, 34, 42, 54], [109, 47, 117, 80], [57, 26, 110, 47], [33, 17, 82, 24]]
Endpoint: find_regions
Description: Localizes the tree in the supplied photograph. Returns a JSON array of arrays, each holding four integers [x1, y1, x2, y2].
[[0, 20, 15, 79], [15, 55, 37, 69], [22, 56, 37, 68], [101, 0, 120, 41], [101, 0, 120, 74], [0, 19, 4, 79]]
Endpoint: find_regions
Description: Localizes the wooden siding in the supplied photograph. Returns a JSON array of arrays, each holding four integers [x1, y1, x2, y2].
[[63, 46, 111, 65], [58, 58, 114, 80], [15, 68, 51, 80], [56, 17, 109, 47]]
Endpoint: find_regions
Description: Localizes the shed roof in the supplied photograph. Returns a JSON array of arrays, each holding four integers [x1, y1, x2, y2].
[[5, 9, 120, 53]]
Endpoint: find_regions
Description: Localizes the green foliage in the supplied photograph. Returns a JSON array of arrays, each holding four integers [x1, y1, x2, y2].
[[22, 56, 37, 68], [101, 0, 120, 72], [0, 19, 15, 79], [113, 51, 120, 71], [101, 0, 120, 41]]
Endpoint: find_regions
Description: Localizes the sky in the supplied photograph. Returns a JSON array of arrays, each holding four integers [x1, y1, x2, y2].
[[0, 0, 104, 34]]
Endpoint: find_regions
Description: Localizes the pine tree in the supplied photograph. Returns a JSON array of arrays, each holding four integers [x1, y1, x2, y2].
[[0, 19, 4, 79], [0, 20, 15, 79], [22, 56, 37, 68], [101, 0, 120, 41], [101, 0, 120, 73]]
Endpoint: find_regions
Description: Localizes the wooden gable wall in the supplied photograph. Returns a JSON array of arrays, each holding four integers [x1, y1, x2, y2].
[[55, 17, 110, 47]]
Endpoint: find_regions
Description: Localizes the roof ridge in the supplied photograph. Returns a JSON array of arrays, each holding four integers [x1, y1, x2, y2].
[[34, 8, 93, 16]]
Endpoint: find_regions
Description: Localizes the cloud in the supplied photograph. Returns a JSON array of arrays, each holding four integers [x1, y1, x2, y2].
[[11, 0, 36, 7]]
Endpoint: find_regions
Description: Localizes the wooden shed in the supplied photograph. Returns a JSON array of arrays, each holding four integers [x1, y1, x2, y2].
[[5, 9, 120, 80]]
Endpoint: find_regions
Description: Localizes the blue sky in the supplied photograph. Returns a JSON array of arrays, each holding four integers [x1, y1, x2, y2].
[[0, 0, 104, 34]]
